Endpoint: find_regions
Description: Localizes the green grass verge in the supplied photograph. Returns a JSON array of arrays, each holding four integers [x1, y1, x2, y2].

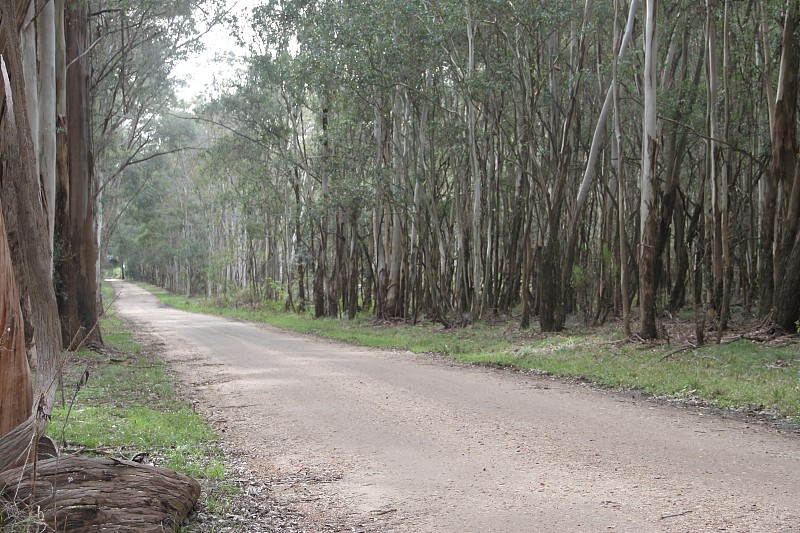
[[48, 283, 234, 521], [144, 284, 800, 423], [511, 337, 800, 415]]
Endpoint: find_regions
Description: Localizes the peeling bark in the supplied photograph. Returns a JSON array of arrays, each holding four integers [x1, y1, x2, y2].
[[0, 202, 32, 439]]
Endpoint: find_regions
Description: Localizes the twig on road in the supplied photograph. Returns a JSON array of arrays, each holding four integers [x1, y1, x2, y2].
[[660, 509, 693, 519]]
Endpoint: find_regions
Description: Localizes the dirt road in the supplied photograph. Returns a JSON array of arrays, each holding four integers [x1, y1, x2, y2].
[[111, 280, 800, 532]]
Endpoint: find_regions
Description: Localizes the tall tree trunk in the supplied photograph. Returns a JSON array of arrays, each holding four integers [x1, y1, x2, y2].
[[775, 3, 800, 283], [775, 197, 800, 331], [466, 6, 483, 322], [347, 210, 359, 320], [0, 1, 62, 418], [693, 187, 707, 345], [759, 1, 798, 316], [668, 189, 689, 311], [706, 0, 724, 334], [612, 0, 631, 336], [385, 86, 407, 319], [539, 0, 593, 332], [718, 1, 734, 331], [774, 1, 800, 331], [293, 175, 306, 312], [55, 1, 101, 349], [372, 94, 389, 318], [639, 0, 659, 340], [520, 199, 533, 329], [315, 95, 335, 318], [38, 0, 56, 260]]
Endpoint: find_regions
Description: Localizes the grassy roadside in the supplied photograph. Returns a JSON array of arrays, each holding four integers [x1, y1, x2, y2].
[[143, 283, 800, 424], [48, 283, 236, 525]]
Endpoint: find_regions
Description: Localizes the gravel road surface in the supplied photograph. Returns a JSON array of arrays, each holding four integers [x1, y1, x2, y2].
[[111, 280, 800, 532]]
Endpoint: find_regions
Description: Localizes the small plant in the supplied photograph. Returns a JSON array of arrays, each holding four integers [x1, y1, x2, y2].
[[1, 494, 47, 532]]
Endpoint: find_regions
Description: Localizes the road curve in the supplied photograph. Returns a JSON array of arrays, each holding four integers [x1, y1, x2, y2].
[[111, 280, 800, 532]]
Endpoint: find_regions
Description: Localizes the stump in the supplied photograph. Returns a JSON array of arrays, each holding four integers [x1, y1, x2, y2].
[[0, 456, 200, 531]]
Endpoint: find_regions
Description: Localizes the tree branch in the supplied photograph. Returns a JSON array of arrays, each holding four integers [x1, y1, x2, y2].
[[165, 112, 270, 149]]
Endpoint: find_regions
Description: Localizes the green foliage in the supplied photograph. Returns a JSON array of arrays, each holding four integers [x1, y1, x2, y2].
[[102, 266, 123, 279], [570, 265, 588, 291]]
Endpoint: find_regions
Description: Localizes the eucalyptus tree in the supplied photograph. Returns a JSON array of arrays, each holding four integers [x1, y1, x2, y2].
[[19, 0, 58, 257], [772, 0, 800, 331], [612, 0, 631, 335], [54, 0, 105, 347], [32, 0, 224, 347], [0, 0, 63, 437], [639, 0, 659, 340]]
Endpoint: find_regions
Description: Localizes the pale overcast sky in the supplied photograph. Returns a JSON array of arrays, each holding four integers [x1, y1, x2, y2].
[[172, 0, 258, 103]]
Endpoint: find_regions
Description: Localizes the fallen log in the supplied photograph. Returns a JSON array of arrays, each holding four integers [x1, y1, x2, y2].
[[0, 456, 200, 531]]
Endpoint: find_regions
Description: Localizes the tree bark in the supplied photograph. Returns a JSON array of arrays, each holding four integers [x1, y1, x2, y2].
[[718, 0, 733, 331], [38, 0, 57, 259], [759, 1, 798, 316], [385, 86, 408, 319], [613, 0, 631, 336], [0, 201, 32, 439], [465, 6, 483, 322], [706, 0, 724, 332], [774, 0, 800, 330], [775, 212, 800, 331], [56, 1, 102, 349], [19, 0, 38, 181], [0, 1, 62, 417], [639, 0, 659, 340]]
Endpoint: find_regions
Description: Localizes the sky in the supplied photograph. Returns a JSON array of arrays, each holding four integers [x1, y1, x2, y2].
[[171, 0, 259, 103]]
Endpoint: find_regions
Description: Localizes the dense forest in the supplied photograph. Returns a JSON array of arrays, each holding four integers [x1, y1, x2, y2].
[[107, 0, 800, 340]]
